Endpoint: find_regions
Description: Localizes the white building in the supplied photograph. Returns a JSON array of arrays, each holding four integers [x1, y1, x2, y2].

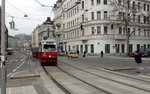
[[53, 0, 150, 55]]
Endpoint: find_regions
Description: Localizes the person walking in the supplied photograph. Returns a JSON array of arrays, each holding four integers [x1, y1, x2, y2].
[[134, 51, 142, 73], [100, 50, 104, 57], [83, 51, 86, 57]]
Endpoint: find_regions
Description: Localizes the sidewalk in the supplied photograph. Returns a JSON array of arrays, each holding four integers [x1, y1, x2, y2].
[[79, 54, 150, 61]]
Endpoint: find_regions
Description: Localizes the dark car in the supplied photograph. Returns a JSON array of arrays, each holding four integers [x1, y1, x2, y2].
[[7, 48, 13, 55]]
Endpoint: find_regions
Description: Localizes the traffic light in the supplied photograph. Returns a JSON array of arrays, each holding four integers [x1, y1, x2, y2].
[[9, 21, 15, 29]]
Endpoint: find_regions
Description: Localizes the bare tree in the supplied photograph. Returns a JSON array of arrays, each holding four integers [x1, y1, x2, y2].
[[109, 0, 143, 56]]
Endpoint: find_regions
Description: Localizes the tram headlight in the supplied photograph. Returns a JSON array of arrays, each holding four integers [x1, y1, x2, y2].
[[49, 55, 51, 57]]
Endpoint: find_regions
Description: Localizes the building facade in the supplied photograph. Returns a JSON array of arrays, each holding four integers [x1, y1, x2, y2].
[[32, 17, 55, 48], [8, 35, 17, 49], [53, 0, 150, 55]]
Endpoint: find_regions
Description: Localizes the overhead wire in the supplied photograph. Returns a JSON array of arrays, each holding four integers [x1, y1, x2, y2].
[[6, 12, 44, 21], [34, 0, 53, 7], [6, 1, 27, 15]]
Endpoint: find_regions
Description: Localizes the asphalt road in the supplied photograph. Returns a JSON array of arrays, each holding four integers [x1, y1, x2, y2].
[[59, 55, 150, 76]]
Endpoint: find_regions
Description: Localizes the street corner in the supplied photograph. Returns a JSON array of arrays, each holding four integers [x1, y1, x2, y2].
[[9, 69, 40, 79]]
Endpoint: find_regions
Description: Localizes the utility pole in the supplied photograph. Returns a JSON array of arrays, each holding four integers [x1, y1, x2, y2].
[[1, 0, 6, 94]]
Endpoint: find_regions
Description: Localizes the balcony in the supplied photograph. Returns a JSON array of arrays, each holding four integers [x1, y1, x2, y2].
[[114, 34, 126, 40]]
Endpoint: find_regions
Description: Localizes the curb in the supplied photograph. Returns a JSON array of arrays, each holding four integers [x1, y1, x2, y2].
[[10, 74, 40, 79], [104, 67, 135, 71]]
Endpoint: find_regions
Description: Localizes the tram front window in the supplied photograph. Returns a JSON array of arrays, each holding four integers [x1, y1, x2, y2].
[[43, 45, 56, 52]]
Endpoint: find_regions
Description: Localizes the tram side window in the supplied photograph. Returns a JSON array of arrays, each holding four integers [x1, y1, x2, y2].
[[43, 45, 56, 52]]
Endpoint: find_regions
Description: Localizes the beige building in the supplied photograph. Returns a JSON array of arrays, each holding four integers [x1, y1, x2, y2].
[[32, 17, 55, 48]]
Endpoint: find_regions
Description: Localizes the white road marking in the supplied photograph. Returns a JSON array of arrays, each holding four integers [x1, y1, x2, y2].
[[7, 61, 25, 77], [7, 60, 14, 64]]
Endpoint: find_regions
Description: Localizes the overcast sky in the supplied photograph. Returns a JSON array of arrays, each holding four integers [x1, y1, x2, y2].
[[1, 0, 57, 36]]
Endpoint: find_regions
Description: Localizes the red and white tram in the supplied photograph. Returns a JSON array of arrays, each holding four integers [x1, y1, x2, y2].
[[39, 41, 58, 66], [32, 40, 58, 66]]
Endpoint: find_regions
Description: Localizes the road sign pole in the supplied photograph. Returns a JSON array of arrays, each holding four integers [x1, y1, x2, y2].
[[1, 0, 6, 94]]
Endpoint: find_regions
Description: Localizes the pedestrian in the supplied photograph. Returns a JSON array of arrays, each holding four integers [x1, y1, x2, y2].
[[100, 50, 104, 57], [134, 50, 142, 73], [83, 51, 86, 57]]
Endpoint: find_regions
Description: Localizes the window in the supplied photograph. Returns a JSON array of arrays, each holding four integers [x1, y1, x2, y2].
[[144, 29, 146, 36], [129, 44, 133, 53], [43, 45, 56, 52], [104, 26, 108, 34], [127, 0, 130, 9], [82, 15, 84, 22], [147, 4, 149, 11], [121, 44, 125, 53], [137, 44, 140, 51], [133, 28, 136, 35], [133, 14, 135, 22], [97, 26, 101, 34], [63, 24, 65, 29], [138, 15, 140, 23], [138, 2, 140, 10], [91, 0, 94, 6], [144, 16, 146, 24], [85, 45, 88, 53], [132, 2, 135, 8], [138, 29, 141, 36], [105, 44, 110, 53], [104, 0, 107, 5], [119, 27, 122, 34], [118, 0, 121, 4], [116, 44, 120, 53], [91, 27, 95, 34], [63, 14, 65, 19], [104, 11, 107, 19], [144, 3, 146, 11], [80, 45, 83, 53], [97, 0, 100, 5], [82, 1, 84, 9], [128, 28, 130, 35], [91, 12, 94, 20], [91, 44, 94, 53], [97, 11, 101, 19]]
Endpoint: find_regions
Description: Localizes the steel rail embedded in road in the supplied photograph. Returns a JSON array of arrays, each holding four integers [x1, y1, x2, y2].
[[63, 59, 150, 83], [56, 66, 112, 94], [42, 66, 71, 94], [60, 60, 150, 93]]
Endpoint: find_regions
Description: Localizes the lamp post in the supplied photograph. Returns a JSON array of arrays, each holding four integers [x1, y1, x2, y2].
[[1, 0, 6, 94]]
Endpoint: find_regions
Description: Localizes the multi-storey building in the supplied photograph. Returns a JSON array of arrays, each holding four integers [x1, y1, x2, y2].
[[32, 17, 55, 48], [53, 0, 150, 55]]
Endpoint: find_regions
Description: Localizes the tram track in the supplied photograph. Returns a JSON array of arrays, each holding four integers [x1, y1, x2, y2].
[[64, 59, 150, 83], [59, 60, 150, 93], [42, 66, 71, 94], [43, 65, 111, 94]]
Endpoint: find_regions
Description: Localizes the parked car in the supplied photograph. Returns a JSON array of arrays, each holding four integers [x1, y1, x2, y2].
[[68, 52, 79, 58], [59, 51, 66, 56], [130, 51, 148, 57], [7, 48, 13, 55]]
